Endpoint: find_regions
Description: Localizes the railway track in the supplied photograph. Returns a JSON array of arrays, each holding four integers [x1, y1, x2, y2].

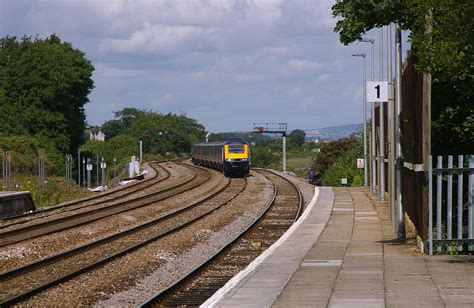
[[0, 162, 210, 247], [0, 162, 169, 227], [139, 169, 303, 307], [0, 176, 247, 306]]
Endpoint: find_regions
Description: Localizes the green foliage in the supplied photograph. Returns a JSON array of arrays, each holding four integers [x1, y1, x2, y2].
[[332, 1, 474, 155], [287, 129, 306, 149], [14, 175, 93, 208], [332, 1, 473, 80], [432, 106, 474, 155], [322, 144, 363, 187], [125, 112, 206, 155], [0, 34, 94, 154], [332, 0, 404, 45], [312, 135, 359, 178], [0, 135, 63, 175], [80, 108, 206, 177], [251, 146, 279, 168], [101, 108, 150, 139]]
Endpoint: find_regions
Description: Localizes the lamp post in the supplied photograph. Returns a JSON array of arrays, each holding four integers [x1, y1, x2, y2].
[[352, 52, 368, 186], [379, 28, 385, 201], [395, 24, 405, 238], [359, 37, 376, 193]]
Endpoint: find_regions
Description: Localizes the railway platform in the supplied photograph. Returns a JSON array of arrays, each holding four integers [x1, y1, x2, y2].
[[203, 186, 474, 307]]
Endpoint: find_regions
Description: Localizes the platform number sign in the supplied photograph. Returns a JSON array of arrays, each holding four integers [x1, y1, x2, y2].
[[366, 81, 389, 102]]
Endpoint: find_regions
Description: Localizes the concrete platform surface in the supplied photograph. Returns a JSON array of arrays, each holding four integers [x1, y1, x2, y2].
[[203, 187, 474, 307]]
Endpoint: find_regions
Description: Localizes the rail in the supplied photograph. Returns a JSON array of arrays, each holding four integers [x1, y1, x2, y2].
[[0, 174, 246, 306], [139, 169, 303, 307], [0, 162, 208, 246]]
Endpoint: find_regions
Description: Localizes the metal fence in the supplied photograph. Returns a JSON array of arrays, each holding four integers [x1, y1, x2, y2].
[[428, 155, 474, 254]]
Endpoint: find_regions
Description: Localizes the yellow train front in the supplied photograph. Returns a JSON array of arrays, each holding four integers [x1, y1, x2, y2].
[[191, 138, 250, 176]]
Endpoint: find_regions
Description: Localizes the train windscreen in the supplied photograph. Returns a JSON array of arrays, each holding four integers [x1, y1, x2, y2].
[[228, 144, 244, 153]]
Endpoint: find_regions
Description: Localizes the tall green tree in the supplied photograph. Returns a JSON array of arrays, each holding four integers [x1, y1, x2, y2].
[[288, 129, 306, 149], [332, 0, 474, 154], [0, 34, 94, 154]]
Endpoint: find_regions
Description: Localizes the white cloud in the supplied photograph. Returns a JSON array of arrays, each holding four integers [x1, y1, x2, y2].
[[0, 0, 377, 132], [287, 59, 323, 72], [100, 23, 216, 55]]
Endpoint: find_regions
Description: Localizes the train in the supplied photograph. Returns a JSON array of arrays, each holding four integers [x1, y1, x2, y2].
[[191, 138, 250, 176]]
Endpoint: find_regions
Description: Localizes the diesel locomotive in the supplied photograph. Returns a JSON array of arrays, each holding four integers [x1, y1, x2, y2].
[[191, 138, 250, 176]]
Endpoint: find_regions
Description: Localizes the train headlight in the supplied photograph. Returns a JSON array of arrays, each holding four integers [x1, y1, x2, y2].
[[225, 159, 233, 162]]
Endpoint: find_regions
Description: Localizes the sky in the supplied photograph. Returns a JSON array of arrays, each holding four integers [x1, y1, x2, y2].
[[0, 0, 408, 133]]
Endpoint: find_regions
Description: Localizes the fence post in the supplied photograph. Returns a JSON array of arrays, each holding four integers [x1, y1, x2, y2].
[[457, 155, 464, 251], [2, 150, 5, 191], [5, 151, 11, 191], [78, 150, 81, 186], [447, 155, 453, 252], [469, 155, 473, 251], [428, 155, 433, 255], [436, 156, 442, 252], [38, 149, 45, 186]]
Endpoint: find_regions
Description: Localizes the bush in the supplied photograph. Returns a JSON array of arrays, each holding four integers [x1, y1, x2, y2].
[[312, 135, 359, 177], [0, 135, 63, 175], [322, 148, 363, 186], [312, 135, 363, 186]]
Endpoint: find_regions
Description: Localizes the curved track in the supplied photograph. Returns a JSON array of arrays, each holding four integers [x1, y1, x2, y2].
[[139, 169, 303, 307], [0, 176, 247, 306], [0, 162, 209, 247], [0, 161, 168, 226]]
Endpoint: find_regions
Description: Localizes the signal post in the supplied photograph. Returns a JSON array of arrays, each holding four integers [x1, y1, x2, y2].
[[253, 123, 288, 173]]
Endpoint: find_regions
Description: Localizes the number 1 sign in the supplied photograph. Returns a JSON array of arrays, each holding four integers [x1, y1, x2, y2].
[[366, 81, 389, 102]]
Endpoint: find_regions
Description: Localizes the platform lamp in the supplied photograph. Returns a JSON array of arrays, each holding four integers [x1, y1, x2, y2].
[[358, 37, 376, 193], [352, 52, 368, 186]]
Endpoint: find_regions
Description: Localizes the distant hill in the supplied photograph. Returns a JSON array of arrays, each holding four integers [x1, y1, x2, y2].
[[210, 123, 361, 143], [304, 124, 361, 141]]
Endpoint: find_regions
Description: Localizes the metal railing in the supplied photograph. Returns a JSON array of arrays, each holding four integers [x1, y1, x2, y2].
[[428, 155, 474, 254]]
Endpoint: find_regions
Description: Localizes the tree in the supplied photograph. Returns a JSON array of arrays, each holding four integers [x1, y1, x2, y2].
[[312, 135, 359, 178], [332, 1, 474, 155], [288, 129, 305, 149], [332, 1, 473, 79], [97, 108, 206, 158], [0, 135, 63, 175], [0, 34, 94, 154]]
